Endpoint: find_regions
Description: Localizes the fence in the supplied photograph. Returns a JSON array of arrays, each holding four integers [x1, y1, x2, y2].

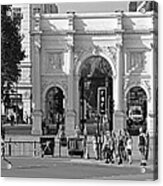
[[4, 140, 40, 157], [3, 138, 95, 158], [3, 136, 153, 160]]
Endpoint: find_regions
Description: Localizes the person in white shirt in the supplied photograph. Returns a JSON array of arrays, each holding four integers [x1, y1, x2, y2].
[[92, 134, 98, 160], [126, 134, 133, 164], [102, 131, 114, 164]]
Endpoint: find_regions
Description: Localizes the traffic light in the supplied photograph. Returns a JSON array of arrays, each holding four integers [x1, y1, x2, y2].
[[98, 87, 107, 115]]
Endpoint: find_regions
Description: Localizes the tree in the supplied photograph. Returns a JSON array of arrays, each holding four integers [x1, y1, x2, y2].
[[1, 5, 25, 100]]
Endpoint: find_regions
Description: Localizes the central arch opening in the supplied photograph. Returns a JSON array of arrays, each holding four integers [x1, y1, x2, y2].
[[79, 56, 113, 135]]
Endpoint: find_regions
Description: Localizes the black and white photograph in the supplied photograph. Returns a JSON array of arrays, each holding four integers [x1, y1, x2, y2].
[[1, 0, 158, 181]]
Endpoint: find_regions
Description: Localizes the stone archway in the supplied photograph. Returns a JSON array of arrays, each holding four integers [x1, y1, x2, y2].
[[78, 55, 113, 134], [43, 86, 65, 135]]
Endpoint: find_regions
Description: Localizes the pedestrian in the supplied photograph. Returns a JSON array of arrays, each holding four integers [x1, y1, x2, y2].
[[92, 134, 98, 160], [103, 114, 109, 131], [83, 124, 89, 159], [117, 130, 125, 165], [10, 112, 15, 126], [138, 127, 147, 166], [1, 132, 12, 169], [126, 134, 133, 164], [123, 129, 130, 161], [145, 130, 150, 162], [102, 131, 114, 164], [24, 111, 29, 124], [112, 132, 118, 163]]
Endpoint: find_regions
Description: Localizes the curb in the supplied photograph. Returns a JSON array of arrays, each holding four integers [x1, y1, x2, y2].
[[70, 159, 154, 169]]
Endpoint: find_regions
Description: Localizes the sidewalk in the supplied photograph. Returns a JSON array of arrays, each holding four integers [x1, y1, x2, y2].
[[70, 158, 155, 170], [1, 156, 155, 171], [1, 156, 157, 180]]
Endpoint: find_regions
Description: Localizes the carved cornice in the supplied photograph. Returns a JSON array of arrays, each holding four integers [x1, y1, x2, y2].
[[34, 34, 42, 49], [41, 29, 126, 36], [41, 77, 68, 95], [102, 46, 117, 67], [66, 34, 74, 51], [74, 45, 94, 63], [124, 78, 141, 93], [75, 30, 124, 36], [124, 29, 158, 35], [67, 13, 75, 31], [34, 13, 41, 32], [143, 80, 151, 100], [150, 42, 158, 50]]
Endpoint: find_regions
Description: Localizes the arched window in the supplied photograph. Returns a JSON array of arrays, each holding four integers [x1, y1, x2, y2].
[[126, 86, 147, 135], [45, 87, 64, 124], [42, 4, 58, 14]]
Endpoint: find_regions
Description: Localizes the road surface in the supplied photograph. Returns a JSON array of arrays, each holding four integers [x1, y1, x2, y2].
[[1, 157, 156, 180]]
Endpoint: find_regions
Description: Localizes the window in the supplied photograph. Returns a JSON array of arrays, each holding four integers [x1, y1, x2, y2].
[[126, 51, 146, 74], [12, 8, 23, 19], [42, 4, 58, 14]]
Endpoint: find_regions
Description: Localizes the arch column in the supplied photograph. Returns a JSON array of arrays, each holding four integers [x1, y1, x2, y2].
[[65, 42, 76, 136], [147, 43, 157, 136], [65, 12, 76, 136], [113, 43, 125, 132], [74, 75, 80, 129], [31, 13, 42, 135]]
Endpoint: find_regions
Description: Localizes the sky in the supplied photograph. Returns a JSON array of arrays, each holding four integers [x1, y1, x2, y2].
[[56, 1, 128, 13], [0, 0, 128, 13]]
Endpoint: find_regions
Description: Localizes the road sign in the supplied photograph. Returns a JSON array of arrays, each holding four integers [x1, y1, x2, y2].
[[97, 87, 107, 115]]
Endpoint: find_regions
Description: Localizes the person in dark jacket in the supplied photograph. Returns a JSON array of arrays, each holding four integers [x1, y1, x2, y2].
[[117, 130, 125, 165], [1, 129, 13, 169], [138, 127, 147, 166], [102, 131, 114, 164]]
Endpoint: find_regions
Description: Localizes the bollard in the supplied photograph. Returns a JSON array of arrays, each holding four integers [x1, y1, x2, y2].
[[8, 138, 12, 157], [33, 141, 37, 157], [59, 141, 61, 157]]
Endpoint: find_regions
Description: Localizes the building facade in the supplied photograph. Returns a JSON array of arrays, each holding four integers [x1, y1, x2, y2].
[[31, 6, 158, 136], [2, 3, 158, 137]]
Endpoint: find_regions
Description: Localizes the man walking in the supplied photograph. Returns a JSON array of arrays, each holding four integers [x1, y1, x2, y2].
[[1, 129, 12, 169], [138, 127, 147, 166]]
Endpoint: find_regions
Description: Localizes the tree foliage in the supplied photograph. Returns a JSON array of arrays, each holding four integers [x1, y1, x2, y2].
[[1, 5, 25, 99]]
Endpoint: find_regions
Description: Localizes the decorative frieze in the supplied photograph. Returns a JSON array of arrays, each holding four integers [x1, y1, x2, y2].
[[45, 52, 64, 73], [125, 51, 147, 75], [23, 90, 31, 99], [124, 78, 141, 93], [102, 46, 117, 69], [41, 77, 68, 96], [34, 13, 41, 31], [74, 44, 117, 72], [124, 78, 151, 101]]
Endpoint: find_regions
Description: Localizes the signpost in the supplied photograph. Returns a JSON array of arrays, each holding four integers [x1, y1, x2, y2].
[[97, 87, 107, 160], [98, 87, 107, 115]]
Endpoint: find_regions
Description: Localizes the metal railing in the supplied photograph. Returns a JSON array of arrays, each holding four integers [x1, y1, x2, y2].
[[3, 138, 92, 158]]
